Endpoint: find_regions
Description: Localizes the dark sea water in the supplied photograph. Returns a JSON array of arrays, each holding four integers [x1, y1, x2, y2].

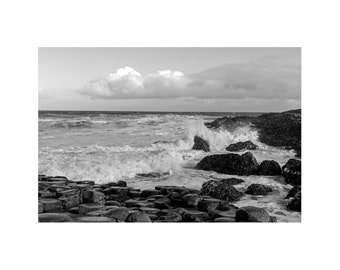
[[39, 110, 300, 222]]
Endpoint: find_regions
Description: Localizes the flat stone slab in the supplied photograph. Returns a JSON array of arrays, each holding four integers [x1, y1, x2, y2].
[[39, 213, 72, 222], [76, 216, 116, 222], [78, 204, 105, 215], [213, 217, 236, 222], [39, 198, 62, 212]]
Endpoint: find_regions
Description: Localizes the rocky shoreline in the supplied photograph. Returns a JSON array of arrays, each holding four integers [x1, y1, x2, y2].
[[38, 154, 301, 222]]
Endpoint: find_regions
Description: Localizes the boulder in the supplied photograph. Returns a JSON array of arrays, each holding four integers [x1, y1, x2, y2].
[[59, 195, 80, 209], [226, 141, 258, 152], [257, 160, 282, 175], [201, 179, 244, 202], [192, 136, 210, 152], [282, 159, 301, 185], [105, 207, 131, 221], [285, 186, 301, 199], [235, 206, 271, 222], [245, 184, 273, 196], [39, 198, 62, 212], [287, 191, 301, 211], [196, 152, 259, 175], [127, 211, 151, 222], [39, 213, 72, 222], [82, 190, 105, 204]]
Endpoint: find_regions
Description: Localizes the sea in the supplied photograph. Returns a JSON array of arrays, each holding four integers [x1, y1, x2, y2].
[[38, 110, 301, 222]]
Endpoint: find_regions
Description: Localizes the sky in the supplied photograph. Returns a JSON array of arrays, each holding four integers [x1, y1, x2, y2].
[[39, 47, 301, 112]]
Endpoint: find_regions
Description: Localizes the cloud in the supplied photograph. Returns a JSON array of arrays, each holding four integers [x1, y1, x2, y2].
[[80, 56, 300, 100]]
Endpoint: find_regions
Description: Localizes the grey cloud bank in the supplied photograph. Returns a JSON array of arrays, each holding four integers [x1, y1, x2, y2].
[[79, 56, 300, 101]]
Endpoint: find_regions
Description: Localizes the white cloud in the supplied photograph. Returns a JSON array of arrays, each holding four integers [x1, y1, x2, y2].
[[80, 56, 301, 100]]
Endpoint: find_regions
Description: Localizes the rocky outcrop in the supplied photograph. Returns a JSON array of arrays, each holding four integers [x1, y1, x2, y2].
[[226, 141, 258, 152], [282, 159, 301, 186], [235, 206, 274, 222], [196, 152, 259, 175], [200, 179, 244, 202], [245, 184, 273, 196], [192, 136, 210, 152], [285, 186, 301, 199], [287, 191, 301, 212], [205, 109, 301, 156], [257, 160, 282, 175]]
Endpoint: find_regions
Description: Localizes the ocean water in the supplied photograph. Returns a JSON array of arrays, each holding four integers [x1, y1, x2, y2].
[[39, 111, 301, 222]]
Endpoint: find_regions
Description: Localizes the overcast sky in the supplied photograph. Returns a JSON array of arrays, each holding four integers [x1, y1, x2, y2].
[[39, 47, 301, 112]]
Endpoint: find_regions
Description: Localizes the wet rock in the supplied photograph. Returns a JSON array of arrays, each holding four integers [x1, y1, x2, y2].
[[69, 207, 79, 214], [139, 207, 160, 215], [235, 206, 271, 222], [212, 209, 236, 219], [59, 194, 80, 209], [285, 186, 301, 199], [258, 160, 282, 175], [117, 180, 127, 187], [154, 197, 171, 209], [39, 213, 72, 222], [226, 141, 258, 152], [78, 203, 105, 215], [82, 190, 105, 204], [127, 211, 151, 222], [159, 212, 182, 222], [196, 152, 259, 175], [39, 198, 62, 212], [198, 198, 220, 212], [245, 184, 273, 196], [182, 193, 201, 207], [77, 216, 115, 222], [105, 207, 131, 221], [192, 136, 210, 152], [287, 191, 301, 211], [282, 159, 301, 186], [182, 210, 209, 222], [201, 179, 244, 202], [217, 178, 244, 185], [38, 202, 44, 213], [140, 189, 160, 198]]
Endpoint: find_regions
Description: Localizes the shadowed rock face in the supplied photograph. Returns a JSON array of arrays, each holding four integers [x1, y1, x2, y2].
[[287, 191, 301, 211], [258, 160, 282, 175], [205, 109, 301, 156], [235, 206, 272, 222], [192, 136, 210, 152], [226, 141, 258, 152], [196, 152, 259, 175], [282, 159, 301, 186], [201, 179, 244, 202], [245, 184, 273, 196]]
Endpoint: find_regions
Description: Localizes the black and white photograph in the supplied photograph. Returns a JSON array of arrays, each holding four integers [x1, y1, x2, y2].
[[38, 47, 301, 222]]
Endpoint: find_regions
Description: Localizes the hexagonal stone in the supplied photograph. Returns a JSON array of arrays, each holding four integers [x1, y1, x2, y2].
[[76, 216, 115, 222], [198, 198, 221, 212], [127, 211, 151, 222], [39, 213, 72, 222], [78, 203, 105, 215], [182, 193, 201, 207], [39, 198, 62, 212]]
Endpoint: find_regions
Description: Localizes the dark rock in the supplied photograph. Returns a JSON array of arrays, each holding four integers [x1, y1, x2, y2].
[[78, 203, 105, 215], [226, 141, 258, 152], [39, 198, 62, 212], [117, 180, 127, 187], [198, 198, 220, 212], [182, 193, 201, 207], [201, 179, 244, 202], [213, 217, 235, 222], [235, 206, 271, 222], [38, 202, 44, 213], [158, 212, 182, 222], [245, 184, 273, 196], [192, 136, 210, 152], [182, 210, 209, 222], [128, 190, 142, 198], [139, 207, 160, 215], [285, 186, 301, 199], [154, 197, 171, 209], [39, 191, 57, 198], [103, 187, 130, 196], [105, 207, 130, 221], [212, 209, 236, 219], [82, 190, 105, 204], [258, 160, 282, 175], [127, 211, 151, 222], [59, 194, 80, 209], [282, 159, 301, 186], [105, 200, 121, 207], [140, 189, 160, 198], [218, 178, 244, 185], [39, 213, 72, 222], [270, 216, 277, 222], [196, 152, 259, 175], [287, 191, 301, 211]]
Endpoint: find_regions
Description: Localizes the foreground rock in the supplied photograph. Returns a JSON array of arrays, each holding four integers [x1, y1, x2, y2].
[[282, 159, 301, 185], [196, 152, 259, 175], [257, 160, 282, 175], [245, 184, 273, 196], [201, 179, 244, 202], [287, 191, 301, 212], [226, 141, 258, 152], [192, 136, 210, 152], [39, 213, 72, 222], [235, 206, 275, 222]]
